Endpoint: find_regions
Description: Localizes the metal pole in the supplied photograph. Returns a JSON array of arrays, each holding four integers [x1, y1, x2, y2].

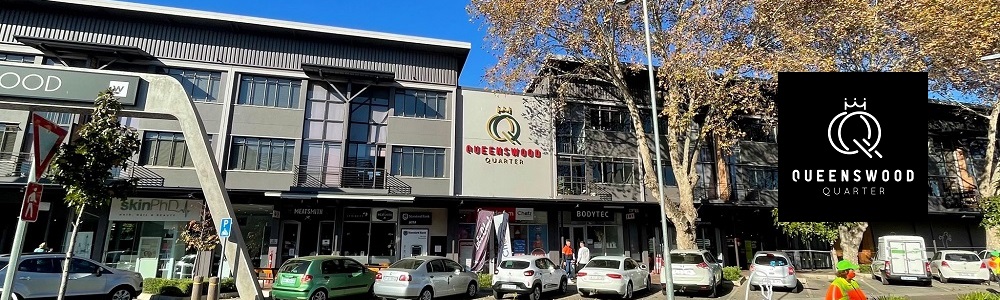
[[217, 239, 226, 279], [1, 161, 35, 300], [638, 0, 675, 298]]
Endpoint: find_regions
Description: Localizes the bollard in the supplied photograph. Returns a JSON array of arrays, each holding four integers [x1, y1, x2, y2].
[[206, 277, 219, 300], [191, 276, 203, 300]]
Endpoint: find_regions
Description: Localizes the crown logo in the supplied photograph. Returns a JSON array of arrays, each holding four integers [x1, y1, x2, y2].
[[497, 106, 513, 115], [844, 98, 867, 110]]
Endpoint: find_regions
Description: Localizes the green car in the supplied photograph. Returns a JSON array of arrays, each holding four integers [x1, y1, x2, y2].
[[271, 256, 376, 300]]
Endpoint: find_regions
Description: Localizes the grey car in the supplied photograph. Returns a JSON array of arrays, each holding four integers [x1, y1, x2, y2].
[[0, 253, 143, 300]]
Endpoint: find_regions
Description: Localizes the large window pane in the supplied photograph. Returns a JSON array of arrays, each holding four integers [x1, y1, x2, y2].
[[163, 68, 222, 102], [238, 75, 301, 108], [401, 148, 414, 176], [228, 137, 295, 171], [390, 146, 446, 178]]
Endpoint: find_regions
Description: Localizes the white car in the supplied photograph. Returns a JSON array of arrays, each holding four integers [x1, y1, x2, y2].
[[666, 250, 724, 298], [0, 253, 143, 300], [491, 256, 567, 300], [748, 251, 800, 292], [931, 250, 989, 283], [374, 256, 479, 300], [576, 256, 651, 299]]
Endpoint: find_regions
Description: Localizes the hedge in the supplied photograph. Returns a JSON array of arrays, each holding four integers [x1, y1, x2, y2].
[[143, 278, 236, 296]]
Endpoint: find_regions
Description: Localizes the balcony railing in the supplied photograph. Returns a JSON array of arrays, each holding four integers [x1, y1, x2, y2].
[[557, 178, 613, 201], [929, 175, 979, 210], [0, 152, 164, 187], [294, 165, 412, 195], [729, 183, 777, 205]]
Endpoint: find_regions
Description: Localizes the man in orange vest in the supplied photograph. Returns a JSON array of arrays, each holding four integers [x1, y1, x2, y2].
[[825, 260, 868, 300], [561, 239, 575, 279], [987, 251, 1000, 285]]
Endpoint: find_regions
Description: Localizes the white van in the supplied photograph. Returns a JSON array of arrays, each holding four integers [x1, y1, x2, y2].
[[870, 235, 932, 286]]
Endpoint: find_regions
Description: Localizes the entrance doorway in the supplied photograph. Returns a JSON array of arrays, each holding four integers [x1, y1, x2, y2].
[[561, 225, 624, 257], [317, 221, 335, 255], [280, 221, 301, 265]]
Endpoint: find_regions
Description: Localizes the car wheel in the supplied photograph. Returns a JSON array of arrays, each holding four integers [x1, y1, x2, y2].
[[644, 276, 651, 292], [880, 271, 890, 285], [310, 289, 328, 300], [622, 281, 633, 299], [493, 290, 504, 299], [707, 280, 718, 298], [419, 287, 434, 300], [939, 271, 949, 283], [793, 281, 803, 293], [466, 281, 478, 298], [108, 286, 133, 300], [368, 284, 375, 298], [559, 277, 568, 294], [528, 284, 541, 300]]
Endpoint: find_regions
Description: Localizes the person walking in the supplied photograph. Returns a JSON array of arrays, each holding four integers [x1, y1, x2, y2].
[[576, 241, 591, 274], [33, 242, 47, 253], [561, 239, 575, 279], [824, 260, 867, 300], [988, 251, 1000, 285]]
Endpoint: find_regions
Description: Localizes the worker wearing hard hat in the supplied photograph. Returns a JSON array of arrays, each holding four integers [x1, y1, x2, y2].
[[825, 260, 868, 300]]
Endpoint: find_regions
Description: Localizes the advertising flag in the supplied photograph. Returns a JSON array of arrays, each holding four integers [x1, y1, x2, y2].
[[471, 209, 495, 272], [493, 212, 513, 263]]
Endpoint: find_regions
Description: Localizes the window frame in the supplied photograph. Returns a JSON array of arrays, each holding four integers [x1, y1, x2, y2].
[[162, 67, 224, 103], [236, 74, 302, 109], [228, 136, 296, 172], [392, 89, 447, 120], [589, 157, 638, 185], [389, 146, 447, 178]]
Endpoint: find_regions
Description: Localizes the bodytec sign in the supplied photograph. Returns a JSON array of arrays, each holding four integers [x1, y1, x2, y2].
[[0, 63, 140, 105]]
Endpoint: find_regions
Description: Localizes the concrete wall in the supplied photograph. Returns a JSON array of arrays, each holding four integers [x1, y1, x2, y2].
[[225, 171, 294, 191]]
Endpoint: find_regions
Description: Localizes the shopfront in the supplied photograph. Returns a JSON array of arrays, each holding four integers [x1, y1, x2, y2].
[[457, 207, 550, 268], [277, 206, 334, 265], [562, 209, 624, 256]]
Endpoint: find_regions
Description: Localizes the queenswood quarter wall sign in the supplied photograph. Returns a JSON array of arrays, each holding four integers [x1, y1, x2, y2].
[[777, 72, 927, 222]]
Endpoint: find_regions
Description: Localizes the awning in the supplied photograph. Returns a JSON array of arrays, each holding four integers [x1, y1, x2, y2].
[[264, 191, 415, 203], [301, 63, 395, 82], [14, 36, 154, 61]]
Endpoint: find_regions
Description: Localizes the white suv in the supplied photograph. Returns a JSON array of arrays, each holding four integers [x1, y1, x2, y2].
[[0, 253, 143, 300], [491, 256, 568, 300]]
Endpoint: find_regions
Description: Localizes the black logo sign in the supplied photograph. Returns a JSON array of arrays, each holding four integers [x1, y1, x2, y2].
[[292, 208, 324, 215], [343, 208, 370, 222], [571, 210, 615, 222], [375, 209, 395, 221], [777, 72, 927, 222], [401, 212, 432, 225]]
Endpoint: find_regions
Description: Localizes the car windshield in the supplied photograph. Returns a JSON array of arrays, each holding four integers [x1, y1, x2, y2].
[[944, 253, 980, 262], [754, 255, 789, 266], [0, 260, 7, 271], [278, 260, 311, 274], [586, 260, 621, 269], [499, 260, 531, 269], [389, 259, 425, 270], [671, 253, 705, 264]]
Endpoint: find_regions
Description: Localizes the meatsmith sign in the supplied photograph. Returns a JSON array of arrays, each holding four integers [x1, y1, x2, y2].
[[465, 106, 545, 165]]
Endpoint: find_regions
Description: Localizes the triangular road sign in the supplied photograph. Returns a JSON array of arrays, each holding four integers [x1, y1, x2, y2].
[[32, 113, 69, 180]]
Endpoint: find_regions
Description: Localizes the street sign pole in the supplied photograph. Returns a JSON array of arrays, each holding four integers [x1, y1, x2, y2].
[[2, 113, 68, 300]]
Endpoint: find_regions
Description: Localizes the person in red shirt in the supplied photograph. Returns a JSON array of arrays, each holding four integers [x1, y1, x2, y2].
[[561, 239, 575, 278]]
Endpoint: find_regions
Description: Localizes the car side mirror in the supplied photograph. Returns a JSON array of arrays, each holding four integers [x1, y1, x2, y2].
[[454, 269, 462, 275], [94, 267, 103, 277], [717, 254, 724, 262], [639, 264, 648, 271]]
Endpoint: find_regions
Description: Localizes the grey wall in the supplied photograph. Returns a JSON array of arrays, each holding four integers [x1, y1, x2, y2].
[[225, 171, 294, 191], [230, 106, 305, 139], [387, 117, 452, 148]]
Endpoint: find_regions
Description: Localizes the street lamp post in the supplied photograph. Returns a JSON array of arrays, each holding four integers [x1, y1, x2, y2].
[[614, 0, 675, 299]]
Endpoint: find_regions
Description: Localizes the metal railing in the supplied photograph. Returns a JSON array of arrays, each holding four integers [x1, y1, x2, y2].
[[730, 184, 777, 204], [0, 152, 164, 186], [779, 250, 835, 270], [293, 165, 412, 194], [557, 179, 613, 201]]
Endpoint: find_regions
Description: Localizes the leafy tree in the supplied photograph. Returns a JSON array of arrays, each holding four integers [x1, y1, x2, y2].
[[49, 89, 141, 300], [179, 201, 219, 276], [772, 209, 868, 264], [470, 0, 777, 250]]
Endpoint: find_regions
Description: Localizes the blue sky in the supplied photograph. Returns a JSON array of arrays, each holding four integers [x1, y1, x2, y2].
[[129, 0, 495, 87]]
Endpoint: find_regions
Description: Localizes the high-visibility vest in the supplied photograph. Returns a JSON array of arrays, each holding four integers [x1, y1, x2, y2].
[[824, 277, 867, 300], [991, 258, 1000, 275]]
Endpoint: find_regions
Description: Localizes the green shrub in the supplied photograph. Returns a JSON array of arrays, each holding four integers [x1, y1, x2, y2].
[[858, 265, 872, 274], [142, 277, 237, 296], [723, 266, 742, 281], [871, 295, 909, 300], [958, 292, 1000, 300], [478, 273, 493, 289]]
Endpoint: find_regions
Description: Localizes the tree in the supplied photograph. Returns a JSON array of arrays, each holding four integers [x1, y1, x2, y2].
[[772, 209, 868, 264], [179, 201, 219, 276], [470, 0, 777, 250], [49, 89, 141, 300], [754, 0, 1000, 257]]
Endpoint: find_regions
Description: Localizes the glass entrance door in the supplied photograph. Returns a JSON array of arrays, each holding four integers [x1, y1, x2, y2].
[[317, 221, 335, 255], [280, 221, 301, 265], [561, 225, 624, 257]]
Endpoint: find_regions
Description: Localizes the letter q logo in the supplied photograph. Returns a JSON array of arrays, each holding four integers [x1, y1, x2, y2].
[[827, 98, 882, 158]]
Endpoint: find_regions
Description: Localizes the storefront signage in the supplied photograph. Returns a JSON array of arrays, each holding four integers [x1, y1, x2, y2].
[[344, 207, 371, 221], [0, 64, 140, 105], [572, 209, 616, 222], [109, 198, 202, 221], [400, 212, 432, 225], [373, 208, 398, 222], [464, 107, 545, 166], [515, 208, 534, 221], [292, 208, 324, 215]]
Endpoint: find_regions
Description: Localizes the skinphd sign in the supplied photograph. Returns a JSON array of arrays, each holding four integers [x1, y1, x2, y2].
[[0, 63, 140, 105], [109, 198, 203, 221]]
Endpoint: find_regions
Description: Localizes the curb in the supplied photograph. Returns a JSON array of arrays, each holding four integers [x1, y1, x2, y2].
[[138, 292, 240, 300]]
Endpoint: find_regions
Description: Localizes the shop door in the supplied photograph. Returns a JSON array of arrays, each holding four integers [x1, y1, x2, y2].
[[317, 221, 336, 255], [280, 221, 301, 265], [560, 226, 586, 251]]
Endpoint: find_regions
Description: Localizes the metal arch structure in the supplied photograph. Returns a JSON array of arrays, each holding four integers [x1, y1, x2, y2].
[[0, 62, 264, 300], [744, 271, 775, 300]]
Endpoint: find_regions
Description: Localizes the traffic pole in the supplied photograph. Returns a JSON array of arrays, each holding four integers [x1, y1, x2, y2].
[[1, 164, 35, 300]]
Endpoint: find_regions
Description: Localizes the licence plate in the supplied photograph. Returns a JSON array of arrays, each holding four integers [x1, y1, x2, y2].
[[770, 279, 783, 285], [901, 276, 917, 281], [673, 270, 695, 275], [280, 277, 295, 285], [501, 284, 517, 290], [959, 273, 972, 277], [383, 276, 397, 281]]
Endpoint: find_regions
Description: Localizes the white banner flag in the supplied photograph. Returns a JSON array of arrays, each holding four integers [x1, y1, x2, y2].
[[493, 212, 513, 261]]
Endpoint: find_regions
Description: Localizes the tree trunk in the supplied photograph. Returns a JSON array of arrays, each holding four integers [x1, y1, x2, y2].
[[56, 206, 83, 300], [988, 228, 1000, 251], [674, 183, 699, 250], [837, 222, 868, 264]]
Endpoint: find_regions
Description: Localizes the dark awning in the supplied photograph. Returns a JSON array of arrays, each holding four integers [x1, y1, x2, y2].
[[301, 63, 395, 82], [14, 36, 154, 61]]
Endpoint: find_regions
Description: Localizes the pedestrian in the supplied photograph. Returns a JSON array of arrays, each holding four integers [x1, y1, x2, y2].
[[988, 251, 1000, 285], [576, 241, 590, 274], [33, 242, 47, 253], [824, 260, 867, 300], [561, 239, 575, 278]]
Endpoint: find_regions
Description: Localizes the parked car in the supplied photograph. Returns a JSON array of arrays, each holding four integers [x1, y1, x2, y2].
[[576, 256, 650, 299], [491, 256, 567, 300], [173, 254, 196, 279], [870, 235, 933, 286], [270, 255, 376, 300], [374, 256, 478, 300], [748, 251, 801, 292], [930, 250, 989, 283], [0, 252, 143, 300], [664, 250, 724, 298]]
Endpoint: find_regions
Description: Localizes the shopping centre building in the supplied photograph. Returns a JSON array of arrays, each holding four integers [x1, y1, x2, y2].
[[0, 0, 987, 279]]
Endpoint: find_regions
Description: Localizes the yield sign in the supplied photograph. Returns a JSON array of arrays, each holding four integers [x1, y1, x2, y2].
[[20, 182, 43, 222], [31, 113, 69, 179]]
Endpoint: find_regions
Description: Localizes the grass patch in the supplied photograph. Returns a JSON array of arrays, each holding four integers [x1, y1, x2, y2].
[[143, 278, 236, 296], [871, 296, 909, 300], [958, 292, 1000, 300], [723, 266, 743, 281], [478, 273, 493, 289], [858, 265, 873, 274]]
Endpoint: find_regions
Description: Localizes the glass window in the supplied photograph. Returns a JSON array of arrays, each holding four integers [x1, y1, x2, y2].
[[587, 105, 629, 132], [0, 52, 34, 63], [228, 137, 295, 171], [738, 118, 777, 143], [742, 167, 778, 191], [390, 147, 446, 178], [944, 253, 980, 262], [585, 259, 621, 269], [279, 260, 311, 274], [321, 259, 339, 274], [163, 68, 223, 102], [389, 259, 425, 270], [557, 156, 588, 195], [443, 260, 464, 272], [19, 258, 61, 273], [344, 259, 366, 273], [590, 158, 637, 184], [393, 89, 447, 119], [68, 258, 100, 274], [753, 255, 789, 266], [429, 260, 447, 273], [140, 132, 192, 167], [236, 75, 301, 109], [624, 259, 636, 270], [0, 260, 8, 271], [671, 253, 706, 264], [1, 124, 18, 155]]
